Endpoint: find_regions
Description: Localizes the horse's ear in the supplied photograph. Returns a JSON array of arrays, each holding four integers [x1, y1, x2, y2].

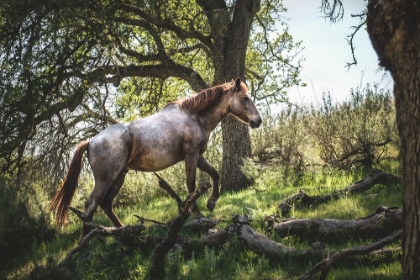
[[235, 77, 241, 91]]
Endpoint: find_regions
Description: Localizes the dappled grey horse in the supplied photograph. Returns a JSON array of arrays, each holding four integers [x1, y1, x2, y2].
[[50, 78, 262, 240]]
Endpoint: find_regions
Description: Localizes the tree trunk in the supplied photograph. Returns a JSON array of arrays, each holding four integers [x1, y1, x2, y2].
[[219, 0, 261, 192], [197, 0, 260, 192], [367, 1, 420, 279]]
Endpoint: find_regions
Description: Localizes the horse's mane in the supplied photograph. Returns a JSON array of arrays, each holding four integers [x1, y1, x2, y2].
[[169, 81, 238, 114]]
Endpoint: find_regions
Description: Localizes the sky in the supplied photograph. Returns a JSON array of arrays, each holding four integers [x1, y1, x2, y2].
[[281, 0, 393, 105]]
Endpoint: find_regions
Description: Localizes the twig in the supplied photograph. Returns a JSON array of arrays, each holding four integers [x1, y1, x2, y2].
[[133, 214, 166, 225], [154, 172, 183, 205], [345, 19, 365, 68]]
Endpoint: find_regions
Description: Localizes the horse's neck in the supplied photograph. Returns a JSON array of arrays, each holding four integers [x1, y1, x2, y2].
[[198, 99, 229, 131]]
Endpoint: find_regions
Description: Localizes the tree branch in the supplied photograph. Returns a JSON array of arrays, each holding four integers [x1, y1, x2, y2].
[[345, 15, 367, 68], [148, 179, 212, 279], [119, 3, 212, 47], [320, 0, 344, 22]]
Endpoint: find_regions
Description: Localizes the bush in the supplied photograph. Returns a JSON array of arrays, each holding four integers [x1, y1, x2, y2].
[[250, 82, 399, 172], [308, 82, 399, 169]]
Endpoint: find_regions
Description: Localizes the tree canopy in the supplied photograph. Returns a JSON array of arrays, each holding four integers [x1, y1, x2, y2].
[[0, 0, 302, 188]]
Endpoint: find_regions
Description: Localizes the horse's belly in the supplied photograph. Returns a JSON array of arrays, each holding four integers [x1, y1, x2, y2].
[[126, 151, 182, 172]]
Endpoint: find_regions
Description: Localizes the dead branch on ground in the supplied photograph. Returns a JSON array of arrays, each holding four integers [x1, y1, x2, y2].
[[59, 207, 147, 266], [269, 205, 402, 240], [299, 228, 403, 280], [279, 169, 401, 214]]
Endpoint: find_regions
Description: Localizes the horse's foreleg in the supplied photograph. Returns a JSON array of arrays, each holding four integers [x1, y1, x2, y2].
[[197, 157, 219, 212], [184, 152, 204, 218], [99, 170, 127, 228]]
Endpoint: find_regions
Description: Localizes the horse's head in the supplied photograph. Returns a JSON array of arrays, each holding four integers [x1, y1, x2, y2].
[[227, 78, 262, 128]]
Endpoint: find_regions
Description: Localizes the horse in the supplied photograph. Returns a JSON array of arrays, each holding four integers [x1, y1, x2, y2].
[[50, 78, 262, 240]]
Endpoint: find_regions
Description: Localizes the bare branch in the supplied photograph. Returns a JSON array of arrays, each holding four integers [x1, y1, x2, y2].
[[320, 0, 344, 22], [345, 15, 367, 68]]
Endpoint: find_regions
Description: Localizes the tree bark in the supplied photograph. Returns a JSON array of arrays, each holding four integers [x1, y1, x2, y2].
[[221, 115, 253, 192], [367, 1, 420, 279]]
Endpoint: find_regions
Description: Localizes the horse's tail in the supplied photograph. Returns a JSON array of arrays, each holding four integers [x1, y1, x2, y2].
[[50, 140, 89, 226]]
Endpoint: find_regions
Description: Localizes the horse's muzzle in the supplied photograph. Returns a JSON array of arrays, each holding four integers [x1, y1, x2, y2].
[[249, 117, 262, 128]]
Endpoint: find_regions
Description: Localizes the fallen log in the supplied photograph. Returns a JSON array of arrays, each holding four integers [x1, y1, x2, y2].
[[279, 169, 401, 214], [269, 206, 402, 240], [174, 215, 331, 260], [199, 215, 400, 265], [183, 217, 217, 233]]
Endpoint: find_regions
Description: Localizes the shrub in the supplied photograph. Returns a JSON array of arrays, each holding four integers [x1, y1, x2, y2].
[[308, 82, 399, 169], [250, 81, 399, 172]]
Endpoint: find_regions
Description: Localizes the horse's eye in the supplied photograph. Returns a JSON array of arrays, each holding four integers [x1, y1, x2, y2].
[[243, 96, 249, 102]]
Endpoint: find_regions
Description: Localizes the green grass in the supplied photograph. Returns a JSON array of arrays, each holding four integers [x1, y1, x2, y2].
[[1, 163, 403, 280]]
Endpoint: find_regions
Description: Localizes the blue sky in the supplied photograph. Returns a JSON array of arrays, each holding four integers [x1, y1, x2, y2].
[[282, 0, 393, 104]]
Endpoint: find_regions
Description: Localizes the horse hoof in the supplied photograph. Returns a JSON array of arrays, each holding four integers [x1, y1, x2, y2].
[[207, 199, 217, 212]]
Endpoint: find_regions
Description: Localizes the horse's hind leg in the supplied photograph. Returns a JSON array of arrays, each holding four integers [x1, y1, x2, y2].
[[197, 157, 219, 212], [81, 179, 111, 240], [184, 153, 204, 218], [99, 170, 127, 227]]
